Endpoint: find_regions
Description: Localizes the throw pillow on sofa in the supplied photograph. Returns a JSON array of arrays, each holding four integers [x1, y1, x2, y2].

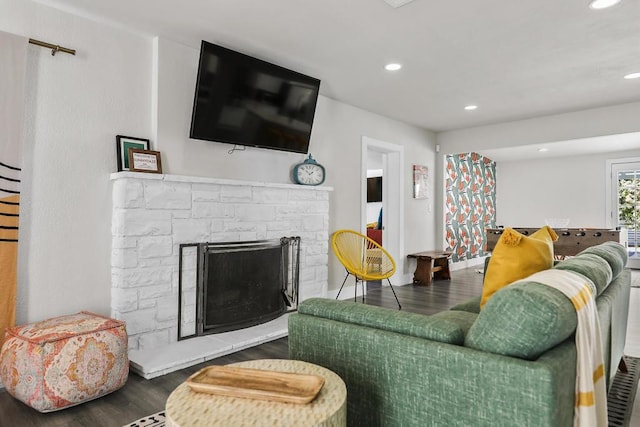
[[480, 226, 558, 308]]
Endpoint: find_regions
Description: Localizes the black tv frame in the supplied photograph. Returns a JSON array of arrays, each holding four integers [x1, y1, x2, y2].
[[189, 41, 321, 154]]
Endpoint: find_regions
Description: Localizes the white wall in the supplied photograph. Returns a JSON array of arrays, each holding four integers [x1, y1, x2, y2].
[[0, 0, 152, 323], [153, 37, 438, 289], [366, 156, 383, 225], [367, 202, 383, 225], [436, 104, 640, 251], [154, 37, 318, 184], [0, 0, 437, 329], [495, 148, 640, 229]]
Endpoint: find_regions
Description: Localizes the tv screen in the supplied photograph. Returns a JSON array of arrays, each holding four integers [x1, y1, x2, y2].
[[190, 41, 321, 154], [367, 177, 383, 203]]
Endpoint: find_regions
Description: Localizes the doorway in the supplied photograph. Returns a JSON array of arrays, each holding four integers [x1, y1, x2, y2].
[[365, 152, 383, 246], [361, 136, 405, 286], [608, 157, 640, 269]]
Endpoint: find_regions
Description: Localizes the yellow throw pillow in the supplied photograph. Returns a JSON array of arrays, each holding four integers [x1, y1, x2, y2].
[[480, 226, 558, 309]]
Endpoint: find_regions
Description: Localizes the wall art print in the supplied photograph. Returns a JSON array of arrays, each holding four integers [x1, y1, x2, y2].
[[445, 152, 496, 262], [413, 165, 428, 199]]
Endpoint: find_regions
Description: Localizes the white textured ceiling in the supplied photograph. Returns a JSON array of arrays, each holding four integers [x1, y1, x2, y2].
[[34, 0, 640, 133]]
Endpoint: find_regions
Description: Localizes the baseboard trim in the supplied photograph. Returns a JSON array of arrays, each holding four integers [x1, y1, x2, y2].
[[450, 256, 487, 272], [326, 275, 412, 301]]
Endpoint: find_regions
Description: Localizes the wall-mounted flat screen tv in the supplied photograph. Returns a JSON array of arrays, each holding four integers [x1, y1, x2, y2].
[[367, 176, 383, 203], [190, 41, 321, 154]]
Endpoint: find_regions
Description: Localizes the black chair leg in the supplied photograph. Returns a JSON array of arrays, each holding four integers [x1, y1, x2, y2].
[[386, 278, 402, 310], [353, 277, 367, 302], [335, 273, 350, 300]]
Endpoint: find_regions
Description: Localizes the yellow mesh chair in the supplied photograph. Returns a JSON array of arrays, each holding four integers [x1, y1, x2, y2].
[[331, 229, 401, 309]]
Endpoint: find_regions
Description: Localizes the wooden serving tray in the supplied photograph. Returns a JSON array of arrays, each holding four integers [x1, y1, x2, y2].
[[185, 365, 325, 404]]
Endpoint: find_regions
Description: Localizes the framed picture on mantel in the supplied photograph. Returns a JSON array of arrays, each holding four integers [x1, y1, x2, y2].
[[128, 149, 163, 174], [116, 135, 150, 171]]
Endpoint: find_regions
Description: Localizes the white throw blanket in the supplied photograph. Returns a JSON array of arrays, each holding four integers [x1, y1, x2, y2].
[[515, 269, 607, 427]]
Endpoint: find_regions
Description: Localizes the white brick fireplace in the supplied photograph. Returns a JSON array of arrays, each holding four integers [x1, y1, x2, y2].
[[110, 172, 331, 378]]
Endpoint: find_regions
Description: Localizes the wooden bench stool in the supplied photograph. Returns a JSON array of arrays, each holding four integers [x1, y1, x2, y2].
[[407, 251, 452, 286]]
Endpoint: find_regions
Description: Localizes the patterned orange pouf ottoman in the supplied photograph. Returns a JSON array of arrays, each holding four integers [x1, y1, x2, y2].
[[0, 311, 128, 412]]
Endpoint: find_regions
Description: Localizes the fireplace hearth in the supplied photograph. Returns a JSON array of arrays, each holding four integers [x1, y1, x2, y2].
[[179, 237, 300, 339]]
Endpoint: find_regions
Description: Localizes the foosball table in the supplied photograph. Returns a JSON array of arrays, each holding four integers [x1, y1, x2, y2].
[[485, 228, 626, 257]]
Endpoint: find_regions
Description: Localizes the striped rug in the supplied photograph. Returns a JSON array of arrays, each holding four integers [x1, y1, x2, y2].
[[123, 411, 165, 427], [608, 356, 640, 427]]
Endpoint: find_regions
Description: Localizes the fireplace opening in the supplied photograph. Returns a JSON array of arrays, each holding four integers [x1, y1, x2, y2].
[[178, 237, 300, 339]]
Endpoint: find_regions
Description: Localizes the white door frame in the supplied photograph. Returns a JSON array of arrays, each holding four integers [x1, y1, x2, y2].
[[606, 156, 640, 269], [606, 157, 640, 228], [361, 136, 405, 286]]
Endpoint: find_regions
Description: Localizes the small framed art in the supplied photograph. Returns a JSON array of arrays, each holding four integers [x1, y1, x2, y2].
[[413, 165, 428, 199], [116, 135, 150, 171], [128, 149, 163, 174]]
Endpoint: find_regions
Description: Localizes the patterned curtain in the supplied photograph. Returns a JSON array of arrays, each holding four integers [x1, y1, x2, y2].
[[445, 152, 496, 262], [0, 31, 28, 347]]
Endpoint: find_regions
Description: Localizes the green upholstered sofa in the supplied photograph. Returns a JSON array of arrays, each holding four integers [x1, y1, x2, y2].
[[288, 241, 630, 426]]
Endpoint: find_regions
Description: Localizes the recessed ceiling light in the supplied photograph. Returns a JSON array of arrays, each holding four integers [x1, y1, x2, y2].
[[464, 105, 478, 111], [538, 148, 549, 152], [589, 0, 621, 10], [385, 63, 402, 71], [624, 72, 640, 79]]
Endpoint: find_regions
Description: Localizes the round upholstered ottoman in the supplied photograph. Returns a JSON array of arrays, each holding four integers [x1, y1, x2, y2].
[[0, 311, 128, 412], [165, 359, 347, 427]]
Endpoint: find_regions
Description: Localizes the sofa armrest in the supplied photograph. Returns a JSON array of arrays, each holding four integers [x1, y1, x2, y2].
[[297, 298, 465, 345]]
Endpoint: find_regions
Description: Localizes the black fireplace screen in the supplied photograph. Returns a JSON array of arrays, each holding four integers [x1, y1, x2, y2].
[[178, 237, 300, 339]]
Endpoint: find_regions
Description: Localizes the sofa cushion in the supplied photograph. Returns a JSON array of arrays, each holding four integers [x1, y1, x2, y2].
[[431, 310, 478, 339], [481, 226, 557, 308], [449, 296, 481, 314], [466, 281, 577, 360], [553, 253, 612, 296], [578, 241, 627, 280], [297, 298, 466, 345]]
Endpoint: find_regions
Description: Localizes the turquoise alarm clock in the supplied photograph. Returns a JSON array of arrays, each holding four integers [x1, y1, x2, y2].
[[293, 154, 325, 186]]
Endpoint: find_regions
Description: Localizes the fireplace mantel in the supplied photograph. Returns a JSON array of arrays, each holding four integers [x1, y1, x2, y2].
[[110, 172, 333, 191], [110, 172, 332, 378]]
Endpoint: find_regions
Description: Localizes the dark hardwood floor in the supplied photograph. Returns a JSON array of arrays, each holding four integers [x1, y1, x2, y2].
[[0, 267, 485, 427]]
